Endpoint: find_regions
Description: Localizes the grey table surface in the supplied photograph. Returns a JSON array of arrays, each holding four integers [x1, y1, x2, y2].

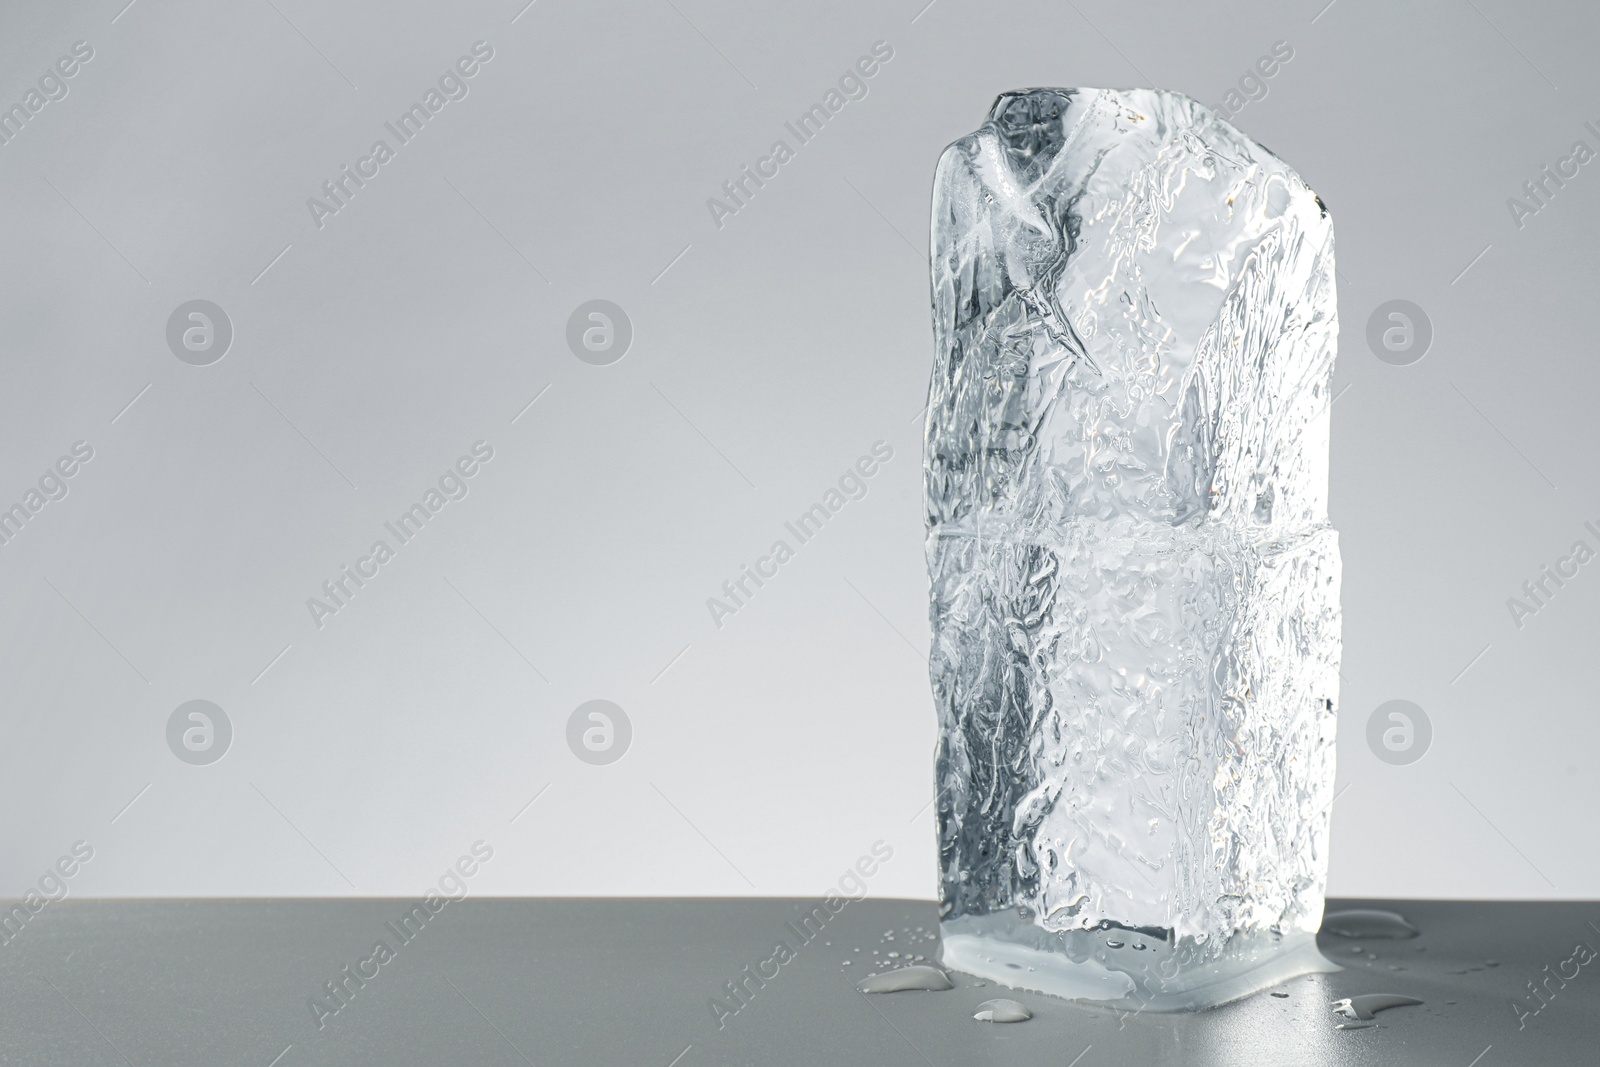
[[0, 896, 1594, 1066]]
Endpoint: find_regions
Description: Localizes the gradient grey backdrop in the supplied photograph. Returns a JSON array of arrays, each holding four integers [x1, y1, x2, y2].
[[1, 0, 1594, 903]]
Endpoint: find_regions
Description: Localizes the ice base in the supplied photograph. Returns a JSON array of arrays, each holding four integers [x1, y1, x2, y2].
[[940, 912, 1338, 1012]]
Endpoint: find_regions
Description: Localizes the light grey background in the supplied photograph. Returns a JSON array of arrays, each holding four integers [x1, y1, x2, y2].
[[0, 0, 1594, 903]]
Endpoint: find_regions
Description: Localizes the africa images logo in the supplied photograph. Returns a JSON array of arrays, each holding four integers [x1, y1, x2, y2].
[[308, 841, 493, 1030], [306, 441, 494, 629], [305, 41, 495, 230]]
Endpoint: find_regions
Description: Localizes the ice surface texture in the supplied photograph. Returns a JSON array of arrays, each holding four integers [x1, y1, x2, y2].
[[925, 88, 1340, 1008]]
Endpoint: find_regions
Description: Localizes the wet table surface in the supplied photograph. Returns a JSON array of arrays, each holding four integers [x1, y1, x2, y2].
[[1, 897, 1595, 1065]]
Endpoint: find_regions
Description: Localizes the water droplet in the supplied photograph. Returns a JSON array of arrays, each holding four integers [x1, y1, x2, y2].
[[888, 951, 900, 958], [1331, 994, 1423, 1027], [1322, 909, 1419, 940], [1106, 940, 1124, 949], [973, 998, 1032, 1023], [856, 965, 954, 994]]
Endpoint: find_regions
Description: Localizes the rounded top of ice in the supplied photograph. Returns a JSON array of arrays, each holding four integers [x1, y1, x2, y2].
[[966, 86, 1315, 187]]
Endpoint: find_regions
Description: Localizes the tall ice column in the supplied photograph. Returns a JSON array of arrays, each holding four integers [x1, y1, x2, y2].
[[925, 88, 1341, 1010]]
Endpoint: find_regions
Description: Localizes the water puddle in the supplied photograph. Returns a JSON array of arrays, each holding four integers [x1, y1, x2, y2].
[[856, 965, 954, 993], [1322, 910, 1419, 940], [972, 998, 1031, 1023], [1331, 993, 1424, 1029]]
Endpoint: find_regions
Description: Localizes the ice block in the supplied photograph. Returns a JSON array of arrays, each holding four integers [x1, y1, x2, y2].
[[925, 88, 1340, 1010]]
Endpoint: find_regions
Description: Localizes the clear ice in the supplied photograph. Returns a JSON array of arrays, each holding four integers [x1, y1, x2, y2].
[[924, 88, 1340, 1010]]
